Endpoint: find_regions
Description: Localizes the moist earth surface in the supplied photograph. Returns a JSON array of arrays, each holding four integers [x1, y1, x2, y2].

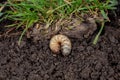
[[0, 25, 120, 80]]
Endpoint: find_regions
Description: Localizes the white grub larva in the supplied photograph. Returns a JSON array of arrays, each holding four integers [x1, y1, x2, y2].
[[49, 34, 72, 56]]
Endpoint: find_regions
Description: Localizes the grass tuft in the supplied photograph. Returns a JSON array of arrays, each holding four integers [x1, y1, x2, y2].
[[0, 0, 118, 44]]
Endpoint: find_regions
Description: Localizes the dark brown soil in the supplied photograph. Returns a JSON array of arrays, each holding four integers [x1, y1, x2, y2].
[[0, 1, 120, 80], [0, 25, 120, 80]]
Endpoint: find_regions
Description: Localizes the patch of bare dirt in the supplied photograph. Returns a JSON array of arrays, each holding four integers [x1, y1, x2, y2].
[[0, 25, 120, 80]]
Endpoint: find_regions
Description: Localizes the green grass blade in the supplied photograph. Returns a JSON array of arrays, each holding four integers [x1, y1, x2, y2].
[[18, 19, 34, 45], [93, 22, 105, 44], [0, 13, 3, 17], [101, 10, 109, 20]]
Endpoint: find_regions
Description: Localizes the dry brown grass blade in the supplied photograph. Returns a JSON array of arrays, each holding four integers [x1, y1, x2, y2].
[[0, 2, 7, 12], [64, 0, 71, 5]]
